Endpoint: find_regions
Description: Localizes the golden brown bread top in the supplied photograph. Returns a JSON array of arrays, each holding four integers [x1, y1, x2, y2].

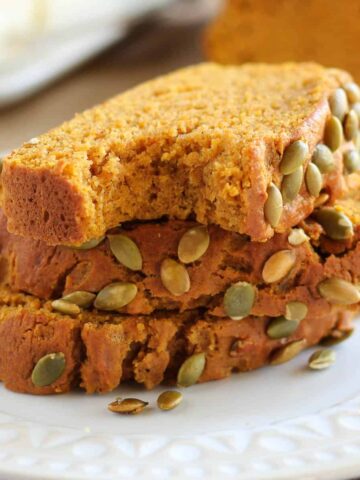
[[1, 62, 351, 244]]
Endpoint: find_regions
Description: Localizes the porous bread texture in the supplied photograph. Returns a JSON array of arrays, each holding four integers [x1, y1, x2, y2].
[[1, 62, 351, 245]]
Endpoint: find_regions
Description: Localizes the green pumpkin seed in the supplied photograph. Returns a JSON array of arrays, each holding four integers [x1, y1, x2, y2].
[[320, 328, 354, 346], [266, 316, 299, 339], [280, 140, 309, 175], [281, 166, 303, 203], [31, 352, 66, 387], [324, 116, 343, 151], [108, 398, 148, 415], [344, 110, 359, 142], [73, 236, 105, 250], [287, 228, 309, 246], [177, 352, 206, 387], [61, 291, 96, 309], [262, 249, 296, 284], [270, 339, 307, 365], [160, 258, 190, 296], [343, 82, 360, 103], [264, 183, 283, 228], [311, 144, 335, 173], [157, 391, 183, 411], [343, 149, 360, 173], [308, 349, 336, 370], [51, 299, 81, 315], [94, 282, 138, 311], [223, 281, 256, 319], [318, 277, 360, 305], [329, 88, 348, 121], [285, 301, 308, 321], [178, 226, 210, 264], [314, 207, 353, 240], [108, 234, 142, 271], [305, 163, 323, 197]]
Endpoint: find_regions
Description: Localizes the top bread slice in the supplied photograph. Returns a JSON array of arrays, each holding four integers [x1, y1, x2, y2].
[[1, 62, 354, 245]]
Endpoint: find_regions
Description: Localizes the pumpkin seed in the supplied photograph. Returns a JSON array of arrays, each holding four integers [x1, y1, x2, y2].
[[61, 291, 96, 309], [51, 299, 81, 316], [308, 349, 336, 370], [285, 301, 308, 321], [343, 82, 360, 103], [318, 277, 360, 305], [94, 282, 138, 311], [157, 391, 183, 411], [279, 140, 309, 175], [314, 193, 330, 207], [31, 352, 66, 387], [264, 183, 283, 227], [314, 207, 353, 240], [262, 250, 296, 284], [281, 166, 303, 203], [324, 116, 343, 151], [108, 234, 142, 271], [343, 149, 360, 173], [178, 226, 210, 264], [320, 328, 354, 346], [270, 339, 307, 365], [305, 163, 323, 197], [160, 258, 190, 296], [108, 398, 148, 415], [73, 236, 105, 250], [266, 316, 299, 339], [287, 228, 309, 246], [328, 88, 348, 121], [177, 352, 206, 387], [344, 110, 359, 142], [311, 144, 335, 173], [223, 281, 256, 319]]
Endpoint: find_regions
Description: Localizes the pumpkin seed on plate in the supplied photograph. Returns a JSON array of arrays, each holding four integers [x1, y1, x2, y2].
[[94, 282, 138, 311], [281, 166, 303, 203], [324, 116, 343, 151], [343, 149, 360, 173], [343, 82, 360, 103], [308, 349, 336, 370], [305, 163, 323, 197], [178, 226, 210, 264], [157, 391, 183, 411], [314, 207, 353, 240], [318, 277, 360, 305], [264, 183, 283, 228], [108, 234, 142, 271], [73, 236, 105, 250], [270, 339, 307, 365], [262, 249, 296, 284], [108, 398, 148, 415], [328, 88, 348, 121], [51, 299, 81, 315], [285, 301, 308, 321], [311, 144, 335, 173], [266, 316, 299, 339], [177, 352, 206, 387], [320, 328, 354, 346], [343, 110, 359, 142], [160, 258, 190, 296], [287, 228, 309, 246], [223, 281, 256, 319], [31, 352, 66, 387], [279, 140, 309, 175], [61, 291, 96, 309]]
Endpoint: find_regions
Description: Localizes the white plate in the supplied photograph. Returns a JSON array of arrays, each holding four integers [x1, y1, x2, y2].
[[0, 319, 359, 480]]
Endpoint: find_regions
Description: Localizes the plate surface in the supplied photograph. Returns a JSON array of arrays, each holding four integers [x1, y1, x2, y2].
[[0, 319, 359, 480]]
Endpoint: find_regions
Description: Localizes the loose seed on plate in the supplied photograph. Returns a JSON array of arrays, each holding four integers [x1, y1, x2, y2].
[[223, 281, 256, 319], [343, 149, 360, 173], [287, 228, 309, 246], [328, 88, 348, 121], [264, 183, 283, 228], [160, 258, 190, 296], [178, 226, 210, 264], [94, 282, 138, 311], [314, 207, 353, 240], [343, 110, 359, 142], [305, 163, 323, 197], [324, 116, 343, 151], [285, 301, 308, 321], [108, 234, 142, 271], [311, 144, 335, 173], [281, 166, 303, 203], [320, 328, 354, 346], [270, 339, 307, 365], [308, 349, 336, 370], [31, 352, 66, 387], [51, 299, 81, 316], [266, 316, 299, 340], [61, 291, 96, 309], [108, 398, 148, 415], [318, 278, 360, 305], [279, 140, 309, 175], [157, 391, 183, 411], [73, 236, 105, 250], [343, 82, 360, 103], [262, 250, 296, 284], [177, 352, 206, 387]]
